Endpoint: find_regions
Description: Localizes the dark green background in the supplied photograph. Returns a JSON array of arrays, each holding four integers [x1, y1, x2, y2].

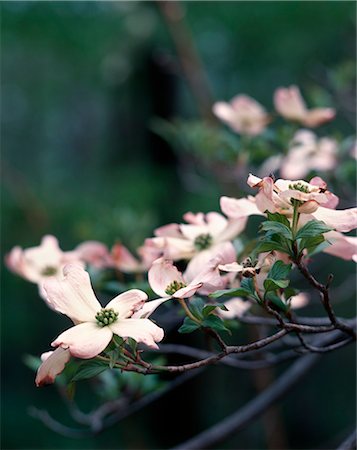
[[1, 2, 356, 449]]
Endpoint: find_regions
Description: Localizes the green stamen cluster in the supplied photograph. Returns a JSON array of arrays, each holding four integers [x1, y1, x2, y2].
[[194, 233, 213, 250], [165, 280, 187, 295], [41, 266, 58, 276], [95, 308, 119, 327], [242, 257, 255, 268], [289, 182, 310, 193]]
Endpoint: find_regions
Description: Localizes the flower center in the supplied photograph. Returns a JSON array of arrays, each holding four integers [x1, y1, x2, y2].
[[95, 308, 119, 327], [288, 182, 310, 193], [41, 266, 58, 276], [165, 280, 187, 295], [194, 233, 213, 250]]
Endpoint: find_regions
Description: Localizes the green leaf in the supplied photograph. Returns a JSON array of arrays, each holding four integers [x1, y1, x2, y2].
[[178, 317, 200, 334], [71, 360, 108, 382], [202, 315, 230, 333], [210, 287, 251, 299], [264, 278, 290, 291], [266, 211, 291, 227], [202, 303, 228, 317], [266, 292, 289, 312], [189, 297, 205, 320], [260, 221, 293, 240], [254, 240, 291, 255], [268, 260, 292, 280], [296, 220, 333, 239], [284, 287, 298, 300]]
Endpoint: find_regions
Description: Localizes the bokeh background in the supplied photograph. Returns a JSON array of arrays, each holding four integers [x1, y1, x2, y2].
[[1, 2, 356, 449]]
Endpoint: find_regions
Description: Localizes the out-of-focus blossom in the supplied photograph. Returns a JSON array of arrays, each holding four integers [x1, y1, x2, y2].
[[323, 231, 357, 262], [5, 235, 82, 297], [111, 243, 144, 273], [75, 241, 113, 269], [289, 292, 310, 309], [281, 130, 338, 180], [148, 256, 226, 300], [35, 347, 71, 387], [145, 211, 245, 281], [213, 94, 270, 136], [274, 86, 335, 127], [217, 298, 251, 319], [42, 265, 164, 359]]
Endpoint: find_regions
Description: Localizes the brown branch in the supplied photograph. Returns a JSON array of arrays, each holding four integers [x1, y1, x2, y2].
[[171, 328, 353, 450], [295, 257, 356, 338], [156, 1, 216, 122]]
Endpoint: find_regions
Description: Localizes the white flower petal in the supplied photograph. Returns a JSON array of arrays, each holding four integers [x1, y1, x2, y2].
[[52, 322, 113, 359], [43, 265, 101, 323], [109, 318, 164, 349], [106, 289, 147, 319]]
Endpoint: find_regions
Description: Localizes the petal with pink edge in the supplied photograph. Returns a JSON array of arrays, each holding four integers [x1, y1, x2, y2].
[[106, 289, 148, 319], [35, 347, 71, 387], [131, 298, 171, 319], [323, 231, 357, 261], [43, 265, 101, 323], [109, 318, 164, 349], [312, 207, 357, 232], [220, 196, 263, 220], [52, 322, 113, 359], [148, 258, 185, 297]]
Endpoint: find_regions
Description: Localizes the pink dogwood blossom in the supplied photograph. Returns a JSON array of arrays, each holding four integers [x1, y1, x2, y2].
[[148, 256, 226, 300], [274, 86, 335, 127], [145, 211, 245, 280], [213, 94, 270, 136], [281, 130, 338, 180], [42, 265, 164, 359], [217, 298, 251, 319], [5, 235, 82, 297]]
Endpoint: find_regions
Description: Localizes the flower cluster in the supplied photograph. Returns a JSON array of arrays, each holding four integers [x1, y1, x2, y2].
[[6, 168, 357, 388]]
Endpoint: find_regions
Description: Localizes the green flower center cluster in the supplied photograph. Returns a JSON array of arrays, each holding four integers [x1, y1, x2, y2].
[[289, 182, 310, 193], [165, 280, 187, 295], [41, 266, 58, 276], [194, 233, 213, 250], [95, 308, 119, 327]]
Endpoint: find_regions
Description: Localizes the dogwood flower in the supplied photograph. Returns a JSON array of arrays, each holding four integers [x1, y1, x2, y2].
[[274, 86, 335, 127], [5, 235, 82, 297], [148, 256, 227, 300], [281, 130, 338, 179], [213, 94, 270, 136], [145, 211, 245, 281], [323, 231, 357, 262], [42, 265, 164, 359]]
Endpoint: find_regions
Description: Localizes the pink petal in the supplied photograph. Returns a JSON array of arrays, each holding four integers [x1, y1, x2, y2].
[[217, 217, 248, 242], [111, 243, 141, 273], [273, 86, 306, 121], [312, 207, 357, 232], [290, 293, 309, 309], [212, 101, 236, 123], [154, 223, 182, 238], [218, 298, 251, 319], [220, 196, 263, 219], [206, 212, 229, 238], [42, 264, 101, 323], [131, 298, 171, 319], [173, 282, 203, 299], [179, 224, 209, 242], [106, 289, 148, 319], [183, 212, 206, 225], [76, 241, 112, 269], [35, 347, 71, 387], [323, 231, 357, 261], [148, 258, 185, 297], [109, 318, 164, 349], [247, 173, 263, 187], [302, 108, 335, 128], [218, 262, 244, 272], [184, 242, 236, 283], [52, 322, 113, 359]]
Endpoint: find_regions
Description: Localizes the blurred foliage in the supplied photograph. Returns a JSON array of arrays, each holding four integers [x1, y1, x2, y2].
[[1, 1, 356, 449]]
